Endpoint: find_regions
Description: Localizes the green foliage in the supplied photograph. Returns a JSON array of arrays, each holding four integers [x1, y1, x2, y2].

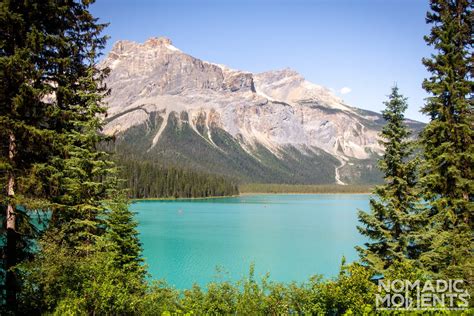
[[116, 156, 239, 199], [235, 264, 266, 314], [418, 0, 473, 282], [136, 280, 181, 315], [0, 0, 66, 307], [1, 0, 147, 313], [17, 237, 146, 315], [357, 86, 423, 273], [16, 193, 148, 315], [133, 262, 378, 315], [105, 194, 146, 276], [240, 183, 374, 194], [320, 265, 374, 315]]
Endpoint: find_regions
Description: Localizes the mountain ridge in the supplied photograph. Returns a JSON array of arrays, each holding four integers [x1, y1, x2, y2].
[[101, 36, 424, 184]]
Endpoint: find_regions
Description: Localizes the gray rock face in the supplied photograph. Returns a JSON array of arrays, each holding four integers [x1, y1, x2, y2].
[[101, 37, 422, 184]]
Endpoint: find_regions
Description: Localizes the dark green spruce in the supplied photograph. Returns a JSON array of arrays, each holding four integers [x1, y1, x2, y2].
[[105, 193, 145, 276], [357, 86, 421, 273], [418, 0, 473, 281], [0, 0, 67, 308], [0, 0, 146, 314]]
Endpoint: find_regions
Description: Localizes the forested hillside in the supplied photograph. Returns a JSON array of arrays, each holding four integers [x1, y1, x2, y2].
[[116, 157, 239, 198]]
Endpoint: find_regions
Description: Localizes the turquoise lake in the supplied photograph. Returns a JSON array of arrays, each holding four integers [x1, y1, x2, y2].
[[131, 194, 369, 289]]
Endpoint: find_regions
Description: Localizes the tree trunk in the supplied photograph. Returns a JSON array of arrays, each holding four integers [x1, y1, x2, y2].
[[5, 132, 17, 309]]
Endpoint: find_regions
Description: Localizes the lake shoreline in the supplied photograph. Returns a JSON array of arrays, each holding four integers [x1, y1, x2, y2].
[[131, 191, 372, 202], [130, 195, 240, 202], [239, 192, 371, 196], [239, 183, 375, 195]]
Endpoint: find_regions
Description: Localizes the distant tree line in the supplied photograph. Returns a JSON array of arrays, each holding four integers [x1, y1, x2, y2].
[[240, 183, 373, 194], [116, 157, 239, 198]]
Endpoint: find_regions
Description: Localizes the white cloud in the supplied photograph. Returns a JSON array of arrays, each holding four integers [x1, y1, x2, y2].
[[339, 87, 352, 95]]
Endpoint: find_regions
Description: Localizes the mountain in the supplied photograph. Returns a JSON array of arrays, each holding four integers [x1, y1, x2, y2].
[[101, 37, 423, 185]]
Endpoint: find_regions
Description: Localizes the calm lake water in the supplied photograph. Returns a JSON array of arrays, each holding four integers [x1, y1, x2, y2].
[[131, 194, 369, 289]]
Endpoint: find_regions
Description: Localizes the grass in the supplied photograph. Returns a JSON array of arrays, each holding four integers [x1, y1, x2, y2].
[[239, 183, 375, 194]]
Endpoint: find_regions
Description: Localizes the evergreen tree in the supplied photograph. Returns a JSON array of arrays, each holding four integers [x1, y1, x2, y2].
[[1, 0, 142, 311], [10, 0, 148, 312], [105, 192, 145, 276], [419, 0, 473, 281], [0, 0, 65, 308], [357, 86, 421, 273], [114, 156, 239, 199], [27, 0, 111, 251], [17, 232, 146, 314]]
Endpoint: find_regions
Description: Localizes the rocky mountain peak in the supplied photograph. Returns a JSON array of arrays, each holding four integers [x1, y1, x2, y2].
[[101, 37, 423, 185], [108, 36, 180, 58], [144, 36, 173, 47]]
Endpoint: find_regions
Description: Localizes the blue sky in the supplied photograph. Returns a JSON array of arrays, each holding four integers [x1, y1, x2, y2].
[[91, 0, 432, 122]]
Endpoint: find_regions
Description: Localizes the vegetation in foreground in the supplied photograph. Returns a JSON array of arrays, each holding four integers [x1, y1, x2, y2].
[[0, 0, 472, 315], [15, 259, 421, 315]]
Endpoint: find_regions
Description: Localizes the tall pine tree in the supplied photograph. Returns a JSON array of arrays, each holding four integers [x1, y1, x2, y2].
[[0, 0, 66, 308], [1, 0, 146, 312], [26, 0, 116, 249], [419, 0, 473, 281], [357, 86, 421, 273], [0, 0, 148, 313]]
